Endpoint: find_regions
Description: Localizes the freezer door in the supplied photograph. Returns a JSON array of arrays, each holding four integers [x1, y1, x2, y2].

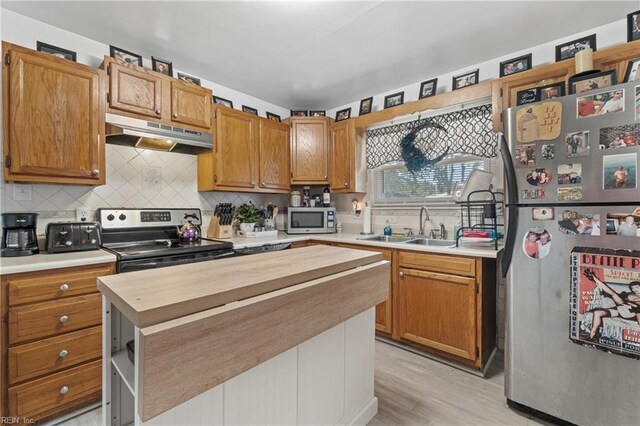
[[505, 205, 639, 425], [503, 81, 640, 205]]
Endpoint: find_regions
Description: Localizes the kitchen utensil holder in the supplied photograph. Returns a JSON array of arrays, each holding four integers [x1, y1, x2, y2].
[[207, 216, 233, 239], [455, 189, 504, 250]]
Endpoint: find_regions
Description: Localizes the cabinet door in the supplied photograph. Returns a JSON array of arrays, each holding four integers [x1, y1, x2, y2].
[[108, 61, 162, 118], [4, 46, 104, 184], [215, 107, 257, 189], [397, 267, 477, 360], [329, 120, 354, 192], [170, 80, 211, 130], [290, 118, 329, 183], [258, 118, 290, 192]]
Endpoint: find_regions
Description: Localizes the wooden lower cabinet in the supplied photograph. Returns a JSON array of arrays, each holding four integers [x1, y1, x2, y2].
[[1, 262, 115, 422]]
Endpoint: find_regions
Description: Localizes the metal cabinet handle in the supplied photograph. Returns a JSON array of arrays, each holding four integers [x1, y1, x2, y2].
[[59, 283, 69, 291], [172, 113, 178, 118], [91, 169, 99, 177], [59, 315, 69, 323], [251, 181, 256, 187], [59, 349, 68, 358], [324, 175, 328, 179], [344, 182, 349, 187], [155, 109, 161, 115], [60, 386, 69, 395], [262, 182, 266, 187], [399, 271, 404, 278]]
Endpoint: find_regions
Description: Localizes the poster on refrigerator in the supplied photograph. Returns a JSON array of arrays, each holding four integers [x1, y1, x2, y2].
[[570, 247, 640, 359]]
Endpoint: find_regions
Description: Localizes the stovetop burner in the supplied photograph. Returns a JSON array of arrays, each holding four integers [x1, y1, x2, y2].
[[103, 237, 231, 260]]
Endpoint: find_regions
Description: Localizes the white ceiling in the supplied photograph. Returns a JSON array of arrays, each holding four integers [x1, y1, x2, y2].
[[2, 1, 637, 110]]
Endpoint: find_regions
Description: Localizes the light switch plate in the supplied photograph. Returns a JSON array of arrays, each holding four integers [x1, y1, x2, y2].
[[76, 207, 92, 222], [12, 184, 32, 201]]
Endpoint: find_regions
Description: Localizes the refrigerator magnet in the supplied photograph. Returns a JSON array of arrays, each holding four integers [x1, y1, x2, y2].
[[514, 144, 536, 167], [599, 123, 639, 149], [525, 168, 552, 186], [557, 164, 582, 185], [541, 143, 555, 160], [515, 102, 562, 143], [636, 86, 640, 121], [558, 210, 601, 235], [606, 211, 640, 237], [603, 153, 637, 190], [521, 189, 545, 200], [565, 131, 590, 157], [557, 187, 583, 201], [532, 207, 554, 220], [522, 227, 552, 259]]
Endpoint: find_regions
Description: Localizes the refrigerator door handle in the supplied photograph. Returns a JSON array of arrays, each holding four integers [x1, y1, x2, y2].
[[500, 135, 519, 277]]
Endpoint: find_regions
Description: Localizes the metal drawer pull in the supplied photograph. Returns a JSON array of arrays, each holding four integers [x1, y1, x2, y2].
[[60, 386, 69, 395], [59, 283, 69, 291], [399, 272, 404, 277], [59, 315, 69, 323], [59, 349, 68, 358]]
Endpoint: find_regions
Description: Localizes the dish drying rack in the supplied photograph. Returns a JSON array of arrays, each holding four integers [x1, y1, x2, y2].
[[455, 190, 504, 250]]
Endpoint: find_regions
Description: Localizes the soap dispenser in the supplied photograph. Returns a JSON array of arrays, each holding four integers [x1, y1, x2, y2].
[[383, 220, 392, 236]]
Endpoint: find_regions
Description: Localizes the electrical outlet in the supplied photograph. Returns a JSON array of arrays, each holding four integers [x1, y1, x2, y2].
[[76, 207, 92, 222]]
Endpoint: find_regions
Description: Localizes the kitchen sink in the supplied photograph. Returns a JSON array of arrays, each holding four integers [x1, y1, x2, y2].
[[359, 235, 416, 243], [404, 238, 456, 247]]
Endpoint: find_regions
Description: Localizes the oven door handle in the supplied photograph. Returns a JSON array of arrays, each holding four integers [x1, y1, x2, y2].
[[214, 251, 236, 259]]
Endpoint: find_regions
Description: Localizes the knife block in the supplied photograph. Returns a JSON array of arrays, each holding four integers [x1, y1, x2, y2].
[[207, 216, 233, 239]]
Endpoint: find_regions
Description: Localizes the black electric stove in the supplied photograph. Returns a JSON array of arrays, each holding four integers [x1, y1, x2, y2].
[[97, 208, 234, 273]]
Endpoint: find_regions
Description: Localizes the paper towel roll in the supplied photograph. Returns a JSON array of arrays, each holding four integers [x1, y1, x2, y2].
[[362, 203, 372, 234]]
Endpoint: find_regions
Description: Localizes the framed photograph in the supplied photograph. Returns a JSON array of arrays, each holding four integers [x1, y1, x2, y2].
[[335, 107, 351, 122], [499, 53, 532, 77], [359, 97, 373, 115], [532, 208, 554, 221], [418, 78, 437, 99], [452, 69, 479, 90], [266, 112, 281, 122], [109, 45, 143, 66], [603, 153, 637, 190], [569, 69, 616, 95], [577, 89, 624, 118], [213, 96, 233, 108], [177, 72, 201, 86], [539, 82, 565, 100], [36, 41, 76, 61], [309, 110, 326, 117], [516, 88, 539, 106], [383, 92, 404, 109], [628, 10, 640, 42], [555, 34, 596, 62], [291, 110, 308, 117], [151, 56, 173, 76], [623, 58, 640, 83], [242, 105, 258, 115]]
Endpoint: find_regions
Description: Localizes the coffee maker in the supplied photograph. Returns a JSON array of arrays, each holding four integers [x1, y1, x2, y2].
[[1, 213, 39, 257]]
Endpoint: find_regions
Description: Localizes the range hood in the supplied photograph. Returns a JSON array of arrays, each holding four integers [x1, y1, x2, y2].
[[105, 113, 213, 155]]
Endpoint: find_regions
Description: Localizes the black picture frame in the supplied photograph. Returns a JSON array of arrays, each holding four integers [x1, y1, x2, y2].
[[36, 41, 76, 62], [499, 53, 532, 77], [568, 69, 616, 95], [309, 110, 326, 117], [242, 105, 258, 115], [335, 107, 351, 122], [151, 56, 173, 77], [109, 45, 143, 66], [538, 82, 566, 100], [266, 112, 281, 122], [452, 69, 479, 90], [359, 97, 373, 115], [177, 72, 201, 86], [383, 92, 404, 109], [213, 96, 233, 108], [418, 78, 437, 99], [628, 10, 640, 42], [555, 34, 597, 62], [623, 57, 640, 83], [516, 88, 539, 106], [290, 110, 308, 117]]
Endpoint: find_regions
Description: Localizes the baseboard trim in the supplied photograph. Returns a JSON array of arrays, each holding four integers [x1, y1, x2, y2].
[[346, 397, 378, 425]]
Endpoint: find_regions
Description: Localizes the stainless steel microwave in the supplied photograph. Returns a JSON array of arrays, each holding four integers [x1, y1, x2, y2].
[[285, 207, 336, 234]]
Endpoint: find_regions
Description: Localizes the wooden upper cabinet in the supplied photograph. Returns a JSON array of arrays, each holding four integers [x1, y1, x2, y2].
[[170, 80, 211, 129], [259, 119, 290, 191], [215, 107, 258, 189], [2, 42, 105, 185], [290, 117, 329, 184], [108, 61, 162, 118], [329, 120, 355, 192]]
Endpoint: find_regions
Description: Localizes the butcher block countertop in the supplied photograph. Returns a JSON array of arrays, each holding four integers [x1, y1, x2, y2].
[[98, 245, 385, 328]]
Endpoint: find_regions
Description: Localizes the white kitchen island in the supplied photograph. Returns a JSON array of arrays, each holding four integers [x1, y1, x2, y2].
[[97, 246, 389, 425]]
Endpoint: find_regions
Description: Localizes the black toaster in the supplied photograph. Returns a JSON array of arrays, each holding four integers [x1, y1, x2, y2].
[[45, 222, 102, 253]]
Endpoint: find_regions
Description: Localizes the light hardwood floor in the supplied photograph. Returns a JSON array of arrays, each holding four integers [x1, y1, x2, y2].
[[54, 342, 548, 426]]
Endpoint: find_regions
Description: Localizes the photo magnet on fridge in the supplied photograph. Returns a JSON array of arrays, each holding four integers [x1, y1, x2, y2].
[[557, 210, 600, 235], [603, 153, 637, 190], [522, 227, 552, 260], [514, 144, 536, 167], [515, 102, 562, 143], [532, 207, 554, 221], [599, 123, 639, 149]]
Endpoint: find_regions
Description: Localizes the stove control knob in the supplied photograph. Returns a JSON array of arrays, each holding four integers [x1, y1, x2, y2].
[[65, 241, 72, 246], [118, 214, 127, 221], [91, 239, 97, 244], [106, 214, 115, 221]]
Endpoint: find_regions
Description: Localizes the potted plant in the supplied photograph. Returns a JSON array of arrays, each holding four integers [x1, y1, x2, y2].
[[235, 203, 263, 233]]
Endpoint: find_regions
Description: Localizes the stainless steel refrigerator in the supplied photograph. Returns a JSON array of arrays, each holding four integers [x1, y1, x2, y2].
[[501, 80, 640, 425]]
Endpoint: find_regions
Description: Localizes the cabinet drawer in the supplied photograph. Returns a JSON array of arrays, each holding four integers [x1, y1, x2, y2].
[[7, 263, 114, 305], [399, 251, 476, 277], [9, 326, 101, 384], [9, 294, 102, 344], [8, 360, 101, 419]]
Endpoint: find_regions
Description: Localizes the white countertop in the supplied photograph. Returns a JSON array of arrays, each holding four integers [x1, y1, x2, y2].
[[219, 232, 502, 259], [0, 249, 117, 275]]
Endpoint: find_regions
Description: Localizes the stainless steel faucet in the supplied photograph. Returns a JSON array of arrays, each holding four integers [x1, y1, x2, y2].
[[419, 206, 431, 236], [439, 223, 446, 240]]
